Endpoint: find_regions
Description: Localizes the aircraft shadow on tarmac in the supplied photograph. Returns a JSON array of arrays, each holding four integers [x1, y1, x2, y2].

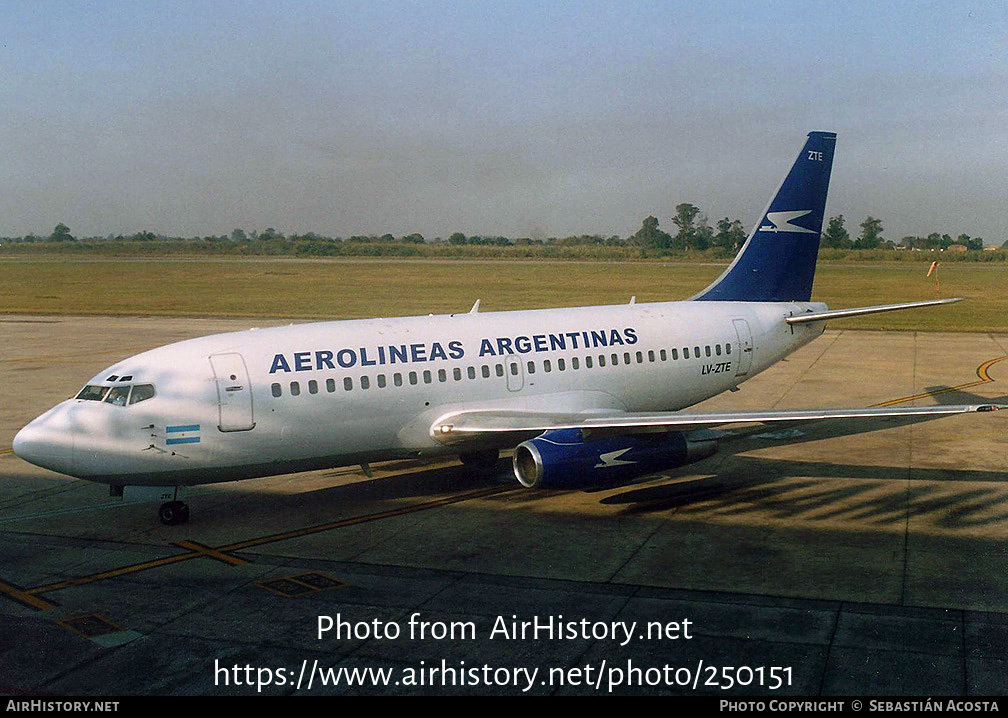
[[598, 385, 1008, 529], [208, 381, 1008, 532]]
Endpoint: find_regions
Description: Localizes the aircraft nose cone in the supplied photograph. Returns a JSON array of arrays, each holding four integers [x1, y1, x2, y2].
[[12, 418, 76, 475], [12, 423, 40, 461]]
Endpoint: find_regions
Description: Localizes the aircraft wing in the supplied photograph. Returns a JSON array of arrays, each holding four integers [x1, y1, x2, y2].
[[430, 403, 1003, 445]]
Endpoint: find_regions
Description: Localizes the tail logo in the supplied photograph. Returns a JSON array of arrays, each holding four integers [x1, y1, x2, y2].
[[759, 210, 816, 234]]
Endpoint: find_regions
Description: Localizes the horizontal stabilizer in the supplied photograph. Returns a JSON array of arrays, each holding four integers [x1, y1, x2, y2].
[[786, 298, 962, 325], [431, 403, 1002, 444]]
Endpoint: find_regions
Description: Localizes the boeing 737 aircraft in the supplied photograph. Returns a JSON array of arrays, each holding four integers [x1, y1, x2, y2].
[[13, 132, 1003, 524]]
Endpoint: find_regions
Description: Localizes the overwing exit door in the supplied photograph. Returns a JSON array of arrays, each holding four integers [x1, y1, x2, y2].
[[505, 355, 524, 392]]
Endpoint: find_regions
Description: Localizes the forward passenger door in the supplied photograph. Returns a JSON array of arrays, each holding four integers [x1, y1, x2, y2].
[[209, 353, 255, 431]]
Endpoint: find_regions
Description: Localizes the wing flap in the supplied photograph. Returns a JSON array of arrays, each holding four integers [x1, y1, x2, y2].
[[431, 403, 1002, 445]]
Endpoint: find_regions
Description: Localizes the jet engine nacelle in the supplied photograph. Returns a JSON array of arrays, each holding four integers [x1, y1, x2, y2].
[[512, 428, 719, 489]]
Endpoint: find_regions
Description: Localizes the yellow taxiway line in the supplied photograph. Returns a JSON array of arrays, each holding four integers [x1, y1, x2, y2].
[[871, 355, 1006, 408], [24, 485, 511, 602]]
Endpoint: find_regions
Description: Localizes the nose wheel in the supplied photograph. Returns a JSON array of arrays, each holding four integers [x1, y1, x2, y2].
[[159, 500, 190, 526]]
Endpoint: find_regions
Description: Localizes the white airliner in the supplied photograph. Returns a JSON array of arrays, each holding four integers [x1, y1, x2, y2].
[[13, 132, 1002, 524]]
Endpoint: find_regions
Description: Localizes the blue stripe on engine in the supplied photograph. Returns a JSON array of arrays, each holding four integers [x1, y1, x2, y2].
[[166, 424, 200, 433], [166, 437, 200, 445]]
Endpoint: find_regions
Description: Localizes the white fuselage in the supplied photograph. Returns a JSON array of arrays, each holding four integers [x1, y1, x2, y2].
[[15, 300, 826, 487]]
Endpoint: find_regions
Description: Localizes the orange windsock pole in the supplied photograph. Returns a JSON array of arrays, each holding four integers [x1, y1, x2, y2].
[[927, 261, 940, 294]]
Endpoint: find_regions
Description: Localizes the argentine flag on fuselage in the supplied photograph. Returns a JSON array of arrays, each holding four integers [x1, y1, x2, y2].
[[166, 424, 200, 445]]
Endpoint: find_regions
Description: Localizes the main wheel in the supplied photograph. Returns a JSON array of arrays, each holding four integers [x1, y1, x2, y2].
[[158, 501, 190, 525], [459, 448, 500, 473]]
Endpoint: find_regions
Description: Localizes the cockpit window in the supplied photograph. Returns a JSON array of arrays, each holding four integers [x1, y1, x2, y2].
[[76, 385, 110, 401], [105, 385, 131, 406], [129, 384, 155, 405], [77, 383, 156, 406]]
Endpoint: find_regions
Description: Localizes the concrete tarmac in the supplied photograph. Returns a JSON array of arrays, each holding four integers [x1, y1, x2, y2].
[[1, 315, 1006, 695]]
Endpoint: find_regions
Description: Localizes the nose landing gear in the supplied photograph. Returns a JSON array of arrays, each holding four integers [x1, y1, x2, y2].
[[159, 500, 190, 526]]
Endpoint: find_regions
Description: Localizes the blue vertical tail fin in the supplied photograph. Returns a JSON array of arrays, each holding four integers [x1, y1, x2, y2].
[[693, 131, 836, 302]]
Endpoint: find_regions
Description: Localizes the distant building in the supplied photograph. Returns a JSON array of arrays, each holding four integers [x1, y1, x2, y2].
[[983, 244, 1000, 251], [946, 244, 967, 252]]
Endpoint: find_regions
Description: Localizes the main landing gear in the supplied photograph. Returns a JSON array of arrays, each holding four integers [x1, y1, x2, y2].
[[459, 448, 500, 474], [159, 500, 190, 526]]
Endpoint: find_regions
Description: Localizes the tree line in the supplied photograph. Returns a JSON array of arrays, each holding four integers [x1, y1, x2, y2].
[[3, 212, 1001, 253], [820, 215, 989, 251]]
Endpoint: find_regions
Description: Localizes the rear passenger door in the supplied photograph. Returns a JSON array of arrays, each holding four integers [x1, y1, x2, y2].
[[209, 353, 255, 431], [732, 319, 754, 376]]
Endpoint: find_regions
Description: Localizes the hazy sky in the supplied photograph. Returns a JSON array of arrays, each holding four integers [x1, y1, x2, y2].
[[3, 1, 1006, 243]]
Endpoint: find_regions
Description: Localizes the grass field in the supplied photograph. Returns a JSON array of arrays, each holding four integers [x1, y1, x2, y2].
[[1, 257, 1005, 332]]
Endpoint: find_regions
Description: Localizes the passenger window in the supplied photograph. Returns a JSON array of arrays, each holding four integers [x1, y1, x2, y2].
[[624, 352, 631, 364], [495, 364, 504, 377], [438, 369, 447, 382], [527, 361, 536, 374], [726, 343, 732, 354], [509, 362, 518, 376], [394, 373, 403, 387], [308, 379, 318, 394], [128, 384, 155, 404], [360, 376, 370, 390], [683, 348, 689, 359], [705, 346, 712, 357], [377, 375, 387, 388], [468, 367, 476, 380], [409, 371, 418, 385], [327, 378, 336, 392], [453, 368, 462, 381], [481, 365, 490, 379], [636, 351, 643, 363], [557, 358, 565, 371], [572, 357, 580, 370], [344, 377, 353, 391], [648, 350, 655, 362], [611, 353, 618, 366], [586, 356, 593, 368], [661, 349, 668, 361], [290, 381, 300, 396], [694, 346, 700, 358], [271, 383, 282, 398], [544, 360, 552, 373], [76, 385, 110, 401], [423, 370, 432, 384], [598, 355, 606, 367], [715, 344, 722, 356]]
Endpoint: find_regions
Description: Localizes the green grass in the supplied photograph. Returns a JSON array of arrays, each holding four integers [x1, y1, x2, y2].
[[1, 257, 1005, 332]]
